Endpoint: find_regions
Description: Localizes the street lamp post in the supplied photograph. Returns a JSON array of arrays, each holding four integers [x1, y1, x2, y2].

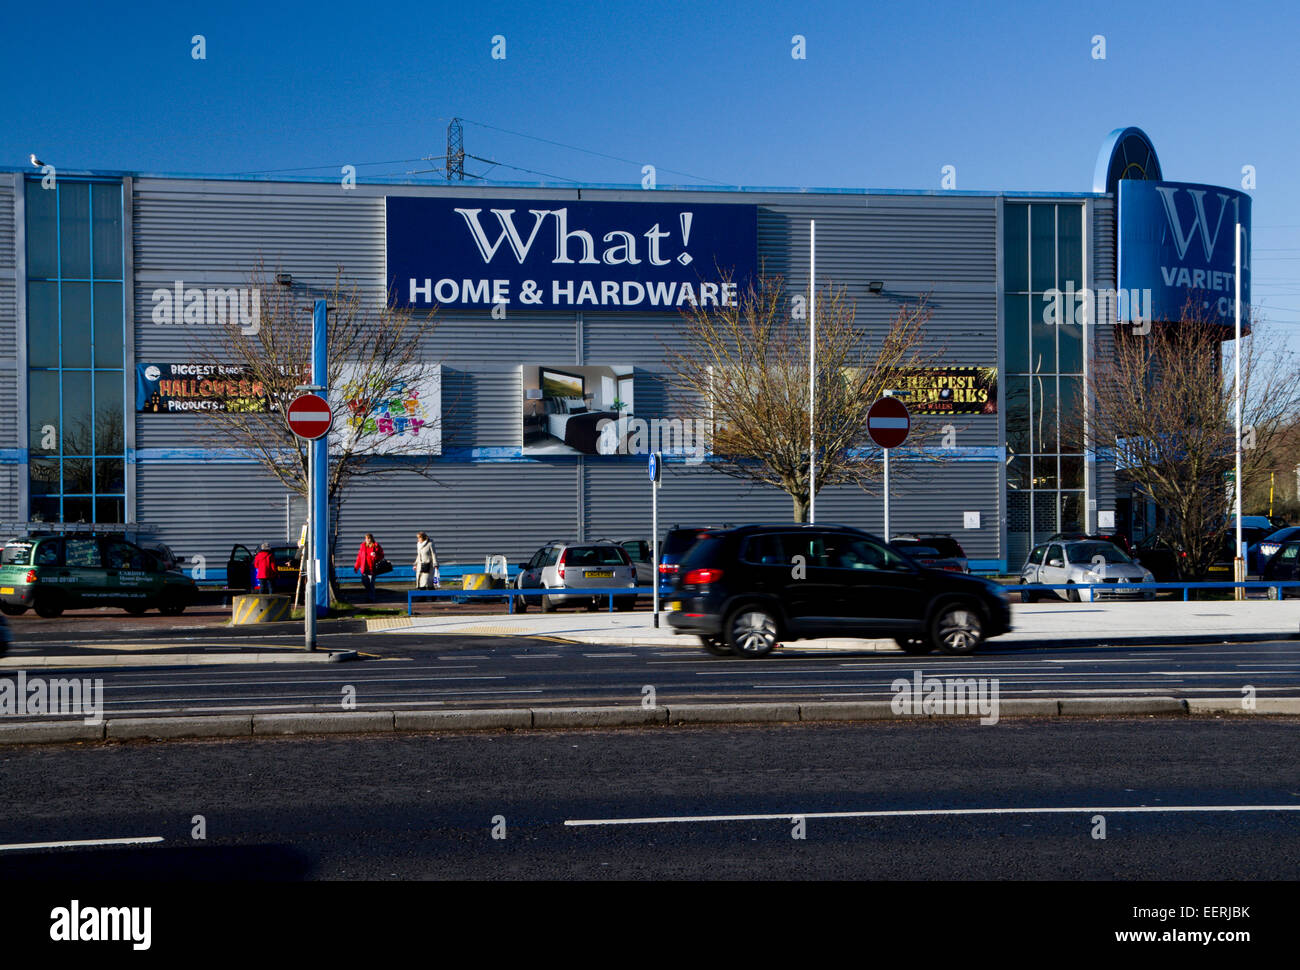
[[1234, 223, 1243, 600], [809, 219, 816, 524]]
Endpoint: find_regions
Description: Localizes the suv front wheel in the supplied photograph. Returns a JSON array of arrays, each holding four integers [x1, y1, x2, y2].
[[726, 606, 779, 658], [930, 601, 984, 656]]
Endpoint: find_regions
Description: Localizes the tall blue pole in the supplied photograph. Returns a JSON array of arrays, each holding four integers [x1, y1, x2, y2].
[[312, 299, 330, 617]]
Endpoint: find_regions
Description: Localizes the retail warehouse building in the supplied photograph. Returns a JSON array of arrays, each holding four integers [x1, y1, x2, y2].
[[0, 128, 1251, 575]]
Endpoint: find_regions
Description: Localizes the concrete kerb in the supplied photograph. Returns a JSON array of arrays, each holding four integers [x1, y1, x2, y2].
[[0, 696, 1296, 745]]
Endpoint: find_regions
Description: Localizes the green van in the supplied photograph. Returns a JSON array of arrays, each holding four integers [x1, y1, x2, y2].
[[0, 535, 197, 618]]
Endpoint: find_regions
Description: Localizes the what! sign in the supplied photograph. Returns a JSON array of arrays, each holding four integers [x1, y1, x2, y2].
[[386, 197, 757, 313]]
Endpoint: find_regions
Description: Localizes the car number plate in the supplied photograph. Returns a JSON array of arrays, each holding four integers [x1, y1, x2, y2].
[[586, 570, 613, 578], [669, 601, 681, 611], [0, 587, 12, 594]]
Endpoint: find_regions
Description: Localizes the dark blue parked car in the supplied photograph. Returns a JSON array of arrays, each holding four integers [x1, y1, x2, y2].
[[1249, 526, 1300, 574]]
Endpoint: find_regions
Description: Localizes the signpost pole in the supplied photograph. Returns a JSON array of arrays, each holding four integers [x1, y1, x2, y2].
[[650, 452, 661, 628], [312, 300, 330, 618], [884, 447, 891, 542], [305, 448, 316, 650]]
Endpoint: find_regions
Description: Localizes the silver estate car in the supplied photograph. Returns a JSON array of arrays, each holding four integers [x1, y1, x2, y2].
[[1019, 540, 1155, 602], [514, 540, 638, 612]]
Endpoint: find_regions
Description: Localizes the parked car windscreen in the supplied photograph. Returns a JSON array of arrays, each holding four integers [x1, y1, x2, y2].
[[896, 544, 941, 559], [565, 546, 629, 566], [1068, 541, 1132, 564], [920, 536, 965, 558]]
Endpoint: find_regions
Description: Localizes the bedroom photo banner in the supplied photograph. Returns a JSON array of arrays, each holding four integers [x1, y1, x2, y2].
[[521, 364, 635, 457], [387, 197, 758, 312]]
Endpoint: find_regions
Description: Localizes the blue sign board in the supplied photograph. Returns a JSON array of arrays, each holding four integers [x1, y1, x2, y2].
[[386, 197, 757, 312], [1118, 180, 1250, 324]]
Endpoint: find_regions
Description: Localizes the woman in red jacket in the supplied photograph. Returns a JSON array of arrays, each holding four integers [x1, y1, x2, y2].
[[253, 542, 277, 593], [354, 533, 384, 603]]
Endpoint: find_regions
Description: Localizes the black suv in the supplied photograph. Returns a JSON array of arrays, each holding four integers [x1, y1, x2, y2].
[[666, 524, 1011, 657]]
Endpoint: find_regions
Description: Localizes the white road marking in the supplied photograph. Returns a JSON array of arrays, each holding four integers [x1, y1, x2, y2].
[[565, 805, 1300, 827], [0, 836, 164, 852]]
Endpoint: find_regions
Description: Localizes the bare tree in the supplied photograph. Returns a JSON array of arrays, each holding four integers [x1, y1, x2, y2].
[[197, 264, 441, 597], [663, 275, 941, 521], [1079, 303, 1300, 580]]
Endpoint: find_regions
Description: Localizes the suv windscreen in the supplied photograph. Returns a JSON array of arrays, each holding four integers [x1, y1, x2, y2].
[[565, 546, 629, 566]]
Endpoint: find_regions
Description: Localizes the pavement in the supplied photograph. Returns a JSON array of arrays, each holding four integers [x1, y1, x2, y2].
[[381, 599, 1300, 649]]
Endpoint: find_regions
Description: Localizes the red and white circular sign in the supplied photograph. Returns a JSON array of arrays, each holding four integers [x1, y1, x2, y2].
[[287, 394, 333, 440], [867, 396, 910, 449]]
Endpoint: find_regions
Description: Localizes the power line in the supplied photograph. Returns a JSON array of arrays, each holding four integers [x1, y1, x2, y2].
[[460, 116, 727, 184]]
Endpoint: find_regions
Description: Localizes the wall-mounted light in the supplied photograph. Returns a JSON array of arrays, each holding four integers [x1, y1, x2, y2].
[[275, 272, 293, 287], [525, 388, 544, 400], [867, 281, 885, 293]]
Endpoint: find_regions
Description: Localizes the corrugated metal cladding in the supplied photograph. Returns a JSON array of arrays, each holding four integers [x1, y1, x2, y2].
[[122, 179, 1041, 567], [0, 173, 17, 520], [585, 460, 1001, 559]]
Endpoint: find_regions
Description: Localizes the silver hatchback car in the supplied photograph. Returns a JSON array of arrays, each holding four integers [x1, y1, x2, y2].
[[1020, 539, 1155, 602], [514, 540, 638, 612]]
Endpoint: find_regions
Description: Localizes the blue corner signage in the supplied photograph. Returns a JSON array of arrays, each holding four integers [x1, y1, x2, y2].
[[1118, 179, 1251, 324], [386, 197, 757, 312]]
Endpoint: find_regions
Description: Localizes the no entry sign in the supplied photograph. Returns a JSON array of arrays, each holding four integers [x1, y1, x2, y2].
[[867, 396, 910, 449], [287, 394, 333, 440]]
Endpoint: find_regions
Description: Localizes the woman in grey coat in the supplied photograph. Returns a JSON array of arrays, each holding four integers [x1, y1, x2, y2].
[[414, 532, 439, 589]]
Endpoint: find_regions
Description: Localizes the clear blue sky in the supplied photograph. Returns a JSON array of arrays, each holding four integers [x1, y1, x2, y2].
[[4, 0, 1297, 328]]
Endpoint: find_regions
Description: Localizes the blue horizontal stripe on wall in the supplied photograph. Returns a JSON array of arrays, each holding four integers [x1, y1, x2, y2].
[[127, 446, 1005, 464]]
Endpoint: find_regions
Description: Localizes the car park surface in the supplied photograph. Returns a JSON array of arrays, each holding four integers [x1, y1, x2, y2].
[[665, 523, 1011, 657]]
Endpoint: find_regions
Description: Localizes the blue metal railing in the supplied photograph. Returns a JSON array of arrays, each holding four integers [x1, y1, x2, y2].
[[407, 584, 666, 615], [1017, 580, 1300, 602]]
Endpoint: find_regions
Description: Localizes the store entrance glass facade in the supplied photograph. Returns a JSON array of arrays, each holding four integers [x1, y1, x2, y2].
[[1004, 201, 1086, 568], [24, 178, 126, 524]]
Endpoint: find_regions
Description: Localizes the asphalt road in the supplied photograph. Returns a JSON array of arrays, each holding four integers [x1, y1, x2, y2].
[[2, 631, 1298, 717], [1, 718, 1296, 880]]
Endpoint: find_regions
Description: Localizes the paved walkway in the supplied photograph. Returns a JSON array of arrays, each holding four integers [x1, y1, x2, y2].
[[383, 600, 1300, 649]]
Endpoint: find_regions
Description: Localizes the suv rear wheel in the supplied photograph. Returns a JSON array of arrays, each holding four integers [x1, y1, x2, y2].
[[930, 601, 983, 655], [541, 589, 558, 613], [726, 607, 779, 658], [159, 592, 188, 617]]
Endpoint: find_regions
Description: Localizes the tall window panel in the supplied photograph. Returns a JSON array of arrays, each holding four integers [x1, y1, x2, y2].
[[24, 179, 126, 524], [1004, 201, 1086, 565]]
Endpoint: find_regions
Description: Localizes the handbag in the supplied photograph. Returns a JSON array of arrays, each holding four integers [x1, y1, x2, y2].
[[374, 558, 393, 576]]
